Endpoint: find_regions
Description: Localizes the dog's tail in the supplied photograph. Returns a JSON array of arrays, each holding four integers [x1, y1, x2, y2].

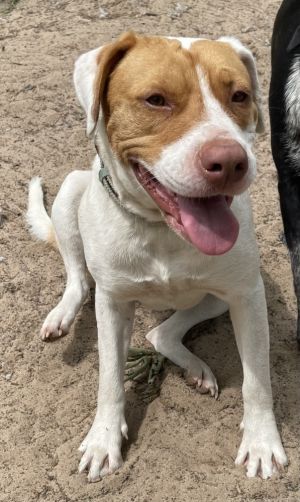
[[26, 177, 58, 249]]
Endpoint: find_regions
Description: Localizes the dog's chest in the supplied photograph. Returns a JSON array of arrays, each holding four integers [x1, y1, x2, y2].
[[100, 236, 220, 310], [117, 266, 204, 310], [80, 185, 254, 310]]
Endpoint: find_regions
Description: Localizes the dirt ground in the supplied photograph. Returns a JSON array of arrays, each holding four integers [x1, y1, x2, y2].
[[1, 0, 300, 501]]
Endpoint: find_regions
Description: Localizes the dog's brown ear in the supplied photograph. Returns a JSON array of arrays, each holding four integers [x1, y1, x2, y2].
[[218, 37, 265, 133], [91, 32, 137, 134], [73, 32, 137, 138]]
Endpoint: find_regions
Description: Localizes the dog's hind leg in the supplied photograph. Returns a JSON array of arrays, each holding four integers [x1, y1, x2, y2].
[[146, 295, 228, 398], [40, 170, 91, 340]]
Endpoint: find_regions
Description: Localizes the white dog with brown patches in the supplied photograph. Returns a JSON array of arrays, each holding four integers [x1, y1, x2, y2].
[[27, 32, 287, 481]]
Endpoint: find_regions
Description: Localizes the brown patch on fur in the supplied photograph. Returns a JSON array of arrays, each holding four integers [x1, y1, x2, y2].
[[92, 31, 137, 130], [92, 33, 258, 166], [190, 40, 258, 130], [106, 36, 204, 165]]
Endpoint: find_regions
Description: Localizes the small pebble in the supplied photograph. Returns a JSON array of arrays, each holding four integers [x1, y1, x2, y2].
[[241, 26, 254, 33], [99, 7, 108, 19], [23, 83, 36, 92], [171, 2, 190, 18]]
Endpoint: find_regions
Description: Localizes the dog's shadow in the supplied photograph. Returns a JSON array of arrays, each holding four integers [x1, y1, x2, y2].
[[62, 288, 97, 366], [61, 269, 299, 451]]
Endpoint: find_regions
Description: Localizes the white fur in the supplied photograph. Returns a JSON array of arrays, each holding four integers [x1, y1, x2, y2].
[[29, 36, 287, 482], [285, 56, 300, 129], [27, 177, 53, 242], [285, 56, 300, 168], [73, 47, 103, 136], [167, 36, 204, 49]]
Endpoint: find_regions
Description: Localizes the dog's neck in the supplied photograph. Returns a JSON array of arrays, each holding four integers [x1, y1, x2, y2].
[[94, 118, 165, 223], [94, 135, 122, 208]]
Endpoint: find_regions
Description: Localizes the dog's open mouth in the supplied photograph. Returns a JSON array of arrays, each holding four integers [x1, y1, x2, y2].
[[133, 163, 239, 256]]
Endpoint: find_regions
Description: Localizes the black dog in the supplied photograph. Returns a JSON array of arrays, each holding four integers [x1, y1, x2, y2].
[[269, 0, 300, 346]]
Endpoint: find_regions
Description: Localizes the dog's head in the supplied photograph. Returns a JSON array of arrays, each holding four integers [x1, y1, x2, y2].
[[74, 32, 263, 255]]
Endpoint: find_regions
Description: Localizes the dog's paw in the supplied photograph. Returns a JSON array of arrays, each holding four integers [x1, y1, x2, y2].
[[40, 304, 75, 340], [185, 363, 218, 399], [78, 417, 128, 482], [235, 413, 288, 479]]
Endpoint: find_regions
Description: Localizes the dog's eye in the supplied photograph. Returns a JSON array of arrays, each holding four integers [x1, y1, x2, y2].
[[145, 94, 167, 107], [232, 91, 249, 103]]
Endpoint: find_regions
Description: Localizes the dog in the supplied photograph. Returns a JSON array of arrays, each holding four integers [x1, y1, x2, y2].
[[27, 32, 287, 481], [269, 0, 300, 347]]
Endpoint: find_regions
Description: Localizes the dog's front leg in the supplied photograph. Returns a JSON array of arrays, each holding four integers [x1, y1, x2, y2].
[[78, 286, 135, 482], [230, 274, 287, 479]]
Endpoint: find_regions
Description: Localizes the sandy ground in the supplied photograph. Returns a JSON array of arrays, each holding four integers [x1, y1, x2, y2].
[[1, 0, 300, 500]]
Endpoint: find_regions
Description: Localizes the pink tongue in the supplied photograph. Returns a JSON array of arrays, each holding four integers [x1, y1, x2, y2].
[[177, 195, 239, 255]]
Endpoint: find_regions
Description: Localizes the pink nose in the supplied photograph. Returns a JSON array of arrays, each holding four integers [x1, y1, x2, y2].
[[199, 140, 248, 189]]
